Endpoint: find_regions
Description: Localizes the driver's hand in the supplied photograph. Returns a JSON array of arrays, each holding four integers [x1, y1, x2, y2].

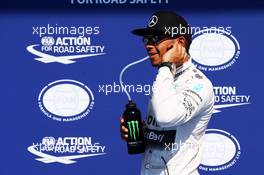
[[120, 116, 146, 141], [162, 38, 188, 65], [120, 116, 129, 141]]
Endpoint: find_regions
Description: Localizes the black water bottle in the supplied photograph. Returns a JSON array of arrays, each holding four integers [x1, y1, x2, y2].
[[123, 101, 145, 154]]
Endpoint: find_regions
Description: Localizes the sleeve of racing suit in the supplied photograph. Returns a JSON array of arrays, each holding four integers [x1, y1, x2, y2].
[[151, 66, 214, 128]]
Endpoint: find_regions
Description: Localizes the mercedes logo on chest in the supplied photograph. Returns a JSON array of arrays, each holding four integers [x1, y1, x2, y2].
[[148, 15, 158, 27]]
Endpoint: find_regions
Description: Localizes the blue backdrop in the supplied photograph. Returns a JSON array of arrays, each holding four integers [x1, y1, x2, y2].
[[1, 2, 263, 175]]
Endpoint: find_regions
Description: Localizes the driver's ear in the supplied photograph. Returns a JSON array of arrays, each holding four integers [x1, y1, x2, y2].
[[177, 36, 187, 48]]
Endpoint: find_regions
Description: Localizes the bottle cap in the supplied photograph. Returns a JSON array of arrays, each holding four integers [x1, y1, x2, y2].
[[125, 100, 137, 109]]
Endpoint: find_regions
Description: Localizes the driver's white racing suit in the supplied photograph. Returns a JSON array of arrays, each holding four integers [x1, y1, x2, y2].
[[141, 59, 214, 175]]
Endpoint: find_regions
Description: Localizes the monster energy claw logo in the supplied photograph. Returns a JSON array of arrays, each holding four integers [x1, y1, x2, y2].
[[127, 121, 140, 141]]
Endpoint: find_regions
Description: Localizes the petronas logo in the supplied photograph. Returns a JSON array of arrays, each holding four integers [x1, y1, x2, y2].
[[127, 121, 139, 141]]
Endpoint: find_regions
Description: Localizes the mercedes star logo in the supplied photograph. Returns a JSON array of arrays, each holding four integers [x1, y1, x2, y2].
[[148, 15, 158, 27]]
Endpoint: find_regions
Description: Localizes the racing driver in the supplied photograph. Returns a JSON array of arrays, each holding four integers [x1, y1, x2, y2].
[[120, 11, 215, 175]]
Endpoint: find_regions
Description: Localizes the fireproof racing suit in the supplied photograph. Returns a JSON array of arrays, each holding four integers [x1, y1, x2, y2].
[[141, 59, 214, 175]]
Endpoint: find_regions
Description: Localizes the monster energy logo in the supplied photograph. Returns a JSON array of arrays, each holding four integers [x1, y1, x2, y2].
[[127, 121, 140, 141]]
